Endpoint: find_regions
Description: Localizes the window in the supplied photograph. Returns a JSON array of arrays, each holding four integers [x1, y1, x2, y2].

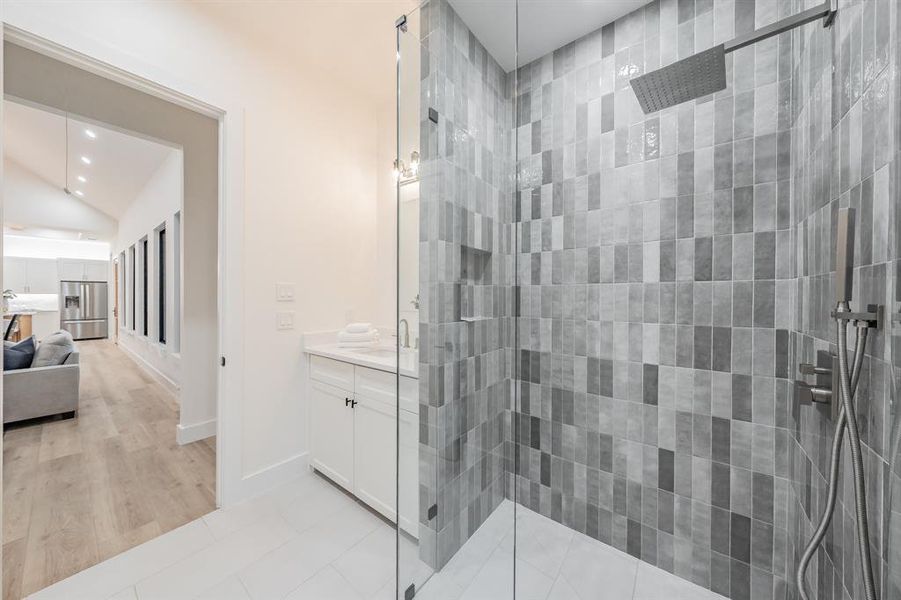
[[158, 226, 166, 344], [118, 252, 126, 328], [142, 238, 148, 336], [129, 245, 136, 330], [173, 211, 182, 352]]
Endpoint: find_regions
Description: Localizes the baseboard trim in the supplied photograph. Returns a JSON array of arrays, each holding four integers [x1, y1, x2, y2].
[[116, 341, 180, 396], [176, 419, 217, 445], [233, 452, 310, 504]]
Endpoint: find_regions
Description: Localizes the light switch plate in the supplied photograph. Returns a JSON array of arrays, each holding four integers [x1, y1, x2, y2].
[[276, 311, 295, 330], [276, 283, 295, 302]]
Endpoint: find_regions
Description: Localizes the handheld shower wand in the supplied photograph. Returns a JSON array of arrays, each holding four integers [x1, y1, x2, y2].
[[796, 208, 879, 600]]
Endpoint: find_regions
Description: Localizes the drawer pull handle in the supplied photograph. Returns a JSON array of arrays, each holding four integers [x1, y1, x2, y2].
[[345, 397, 351, 407], [351, 399, 358, 408]]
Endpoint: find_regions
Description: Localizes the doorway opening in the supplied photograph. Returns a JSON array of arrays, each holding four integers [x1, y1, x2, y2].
[[2, 38, 222, 599]]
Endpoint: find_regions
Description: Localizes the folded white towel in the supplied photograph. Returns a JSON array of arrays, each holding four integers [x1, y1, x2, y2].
[[344, 322, 372, 334], [337, 330, 379, 343]]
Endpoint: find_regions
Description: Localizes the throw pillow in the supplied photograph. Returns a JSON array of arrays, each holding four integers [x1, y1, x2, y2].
[[32, 330, 76, 368], [4, 336, 36, 371]]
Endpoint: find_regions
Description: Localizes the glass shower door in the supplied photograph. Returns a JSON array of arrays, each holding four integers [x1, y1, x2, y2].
[[395, 8, 434, 598], [396, 1, 517, 598]]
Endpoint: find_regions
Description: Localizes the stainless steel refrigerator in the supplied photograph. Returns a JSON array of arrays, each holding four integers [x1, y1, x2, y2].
[[60, 281, 108, 340]]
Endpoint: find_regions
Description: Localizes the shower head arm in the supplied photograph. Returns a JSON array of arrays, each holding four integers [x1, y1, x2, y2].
[[723, 0, 836, 55]]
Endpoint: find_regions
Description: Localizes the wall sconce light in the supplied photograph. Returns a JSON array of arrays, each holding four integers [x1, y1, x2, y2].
[[394, 150, 420, 185]]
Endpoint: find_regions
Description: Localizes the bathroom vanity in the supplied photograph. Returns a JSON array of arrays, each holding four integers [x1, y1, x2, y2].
[[303, 339, 418, 537]]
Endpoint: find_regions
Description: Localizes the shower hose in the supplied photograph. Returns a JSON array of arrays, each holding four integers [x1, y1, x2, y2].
[[796, 301, 877, 600]]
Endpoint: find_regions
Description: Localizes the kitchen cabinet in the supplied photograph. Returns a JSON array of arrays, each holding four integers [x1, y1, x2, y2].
[[58, 259, 108, 282], [308, 355, 419, 536], [3, 258, 27, 293], [84, 261, 109, 282], [32, 312, 60, 340], [3, 257, 59, 294], [26, 260, 60, 293]]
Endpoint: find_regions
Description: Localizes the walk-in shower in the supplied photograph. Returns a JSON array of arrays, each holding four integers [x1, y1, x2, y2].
[[395, 1, 901, 599]]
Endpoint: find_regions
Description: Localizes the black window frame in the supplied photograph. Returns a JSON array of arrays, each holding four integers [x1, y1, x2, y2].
[[142, 238, 148, 336], [130, 245, 136, 330], [158, 227, 166, 344]]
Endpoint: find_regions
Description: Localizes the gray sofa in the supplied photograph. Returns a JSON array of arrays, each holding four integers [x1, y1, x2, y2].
[[4, 334, 80, 424]]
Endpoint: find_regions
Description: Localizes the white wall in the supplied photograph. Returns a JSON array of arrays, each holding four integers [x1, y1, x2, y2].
[[4, 157, 118, 240], [3, 0, 386, 502], [114, 150, 183, 392], [114, 150, 182, 255]]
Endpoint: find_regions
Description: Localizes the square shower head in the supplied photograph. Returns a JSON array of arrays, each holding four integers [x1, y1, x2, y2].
[[630, 44, 727, 114]]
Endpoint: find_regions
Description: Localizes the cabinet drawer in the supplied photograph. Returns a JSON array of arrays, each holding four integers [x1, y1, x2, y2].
[[310, 355, 354, 392], [354, 366, 418, 412]]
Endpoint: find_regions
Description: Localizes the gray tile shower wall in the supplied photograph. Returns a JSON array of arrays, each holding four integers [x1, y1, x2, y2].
[[510, 1, 800, 598], [417, 0, 516, 570], [789, 0, 898, 599]]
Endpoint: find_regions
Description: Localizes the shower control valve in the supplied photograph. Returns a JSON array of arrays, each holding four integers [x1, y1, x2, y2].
[[799, 363, 831, 377], [796, 381, 832, 405], [796, 350, 840, 422]]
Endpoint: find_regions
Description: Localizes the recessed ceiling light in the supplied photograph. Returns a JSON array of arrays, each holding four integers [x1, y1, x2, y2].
[[80, 156, 92, 165], [84, 129, 97, 139], [74, 190, 84, 197], [77, 175, 87, 183]]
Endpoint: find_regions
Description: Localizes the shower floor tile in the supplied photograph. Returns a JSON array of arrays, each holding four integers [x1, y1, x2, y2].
[[417, 500, 728, 600]]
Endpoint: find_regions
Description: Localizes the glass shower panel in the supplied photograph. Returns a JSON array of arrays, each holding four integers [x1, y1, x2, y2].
[[885, 0, 901, 594], [396, 0, 517, 598], [395, 8, 434, 599]]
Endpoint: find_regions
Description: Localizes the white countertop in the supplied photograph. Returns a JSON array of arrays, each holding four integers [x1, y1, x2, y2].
[[304, 342, 418, 379]]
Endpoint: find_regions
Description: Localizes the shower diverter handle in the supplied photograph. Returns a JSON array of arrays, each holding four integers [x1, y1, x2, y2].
[[797, 354, 840, 422]]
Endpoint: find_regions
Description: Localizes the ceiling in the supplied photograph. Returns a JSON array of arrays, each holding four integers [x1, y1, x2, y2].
[[4, 100, 178, 223], [448, 0, 650, 71]]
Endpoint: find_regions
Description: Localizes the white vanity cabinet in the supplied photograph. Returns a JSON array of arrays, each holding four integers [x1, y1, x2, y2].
[[310, 379, 355, 491], [308, 354, 418, 536]]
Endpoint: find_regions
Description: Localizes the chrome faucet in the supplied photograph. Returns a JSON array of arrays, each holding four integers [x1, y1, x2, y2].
[[399, 318, 410, 349]]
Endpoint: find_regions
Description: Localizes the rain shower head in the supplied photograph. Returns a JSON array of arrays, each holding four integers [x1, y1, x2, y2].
[[630, 45, 726, 114], [630, 0, 836, 114]]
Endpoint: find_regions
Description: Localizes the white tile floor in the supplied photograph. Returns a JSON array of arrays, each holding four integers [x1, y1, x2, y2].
[[26, 470, 726, 600], [415, 500, 728, 600]]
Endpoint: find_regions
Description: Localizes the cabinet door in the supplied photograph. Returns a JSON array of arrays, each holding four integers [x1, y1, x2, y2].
[[310, 381, 355, 491], [353, 394, 397, 522], [31, 312, 60, 340], [398, 408, 419, 538], [83, 260, 109, 282], [3, 257, 27, 293], [26, 259, 59, 294], [58, 259, 85, 281]]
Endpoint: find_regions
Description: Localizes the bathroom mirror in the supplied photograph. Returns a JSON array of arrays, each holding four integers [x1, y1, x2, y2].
[[398, 182, 418, 348]]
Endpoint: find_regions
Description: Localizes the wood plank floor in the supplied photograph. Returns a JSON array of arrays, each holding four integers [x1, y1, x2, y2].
[[2, 339, 216, 600]]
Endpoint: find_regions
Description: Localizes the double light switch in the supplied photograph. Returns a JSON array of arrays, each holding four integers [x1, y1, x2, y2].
[[276, 283, 295, 330]]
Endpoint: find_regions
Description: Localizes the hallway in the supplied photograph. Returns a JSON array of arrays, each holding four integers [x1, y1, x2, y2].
[[3, 340, 216, 599]]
